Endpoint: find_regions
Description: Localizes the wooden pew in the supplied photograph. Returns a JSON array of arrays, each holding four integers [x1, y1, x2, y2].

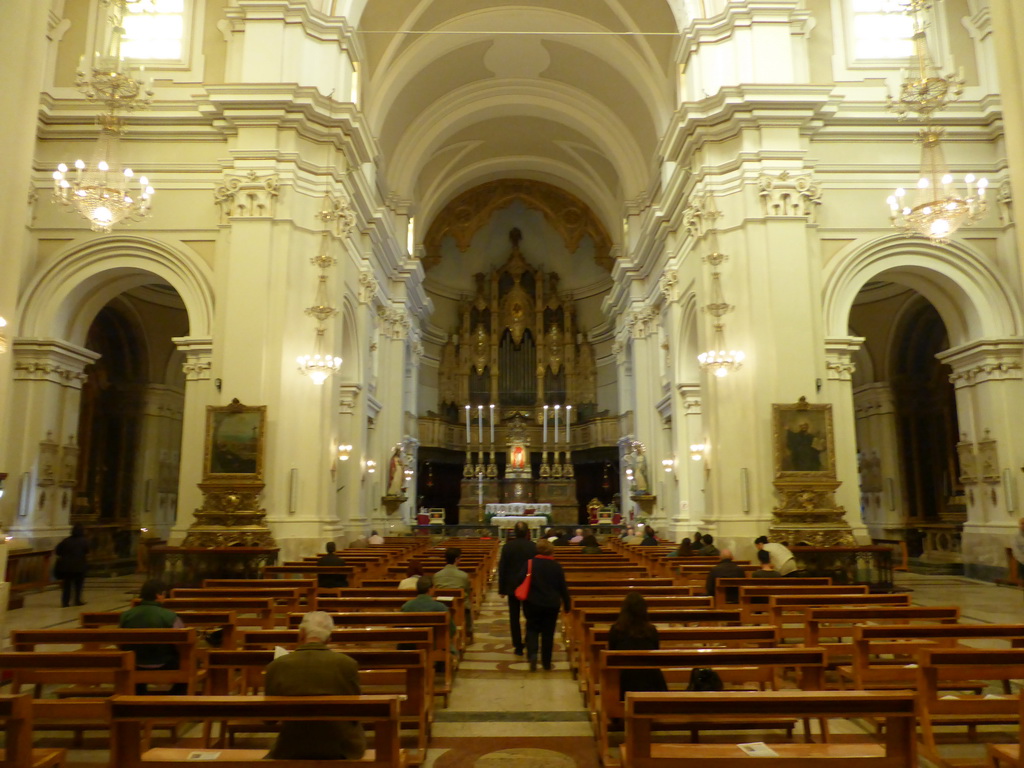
[[737, 584, 869, 621], [10, 629, 199, 694], [766, 593, 913, 644], [203, 649, 432, 763], [596, 647, 828, 763], [619, 690, 917, 768], [987, 692, 1024, 767], [264, 565, 360, 586], [170, 588, 302, 623], [287, 612, 456, 706], [158, 597, 276, 629], [0, 693, 66, 768], [839, 623, 1024, 691], [804, 606, 961, 667], [203, 579, 318, 601], [314, 595, 468, 651], [238, 628, 434, 654], [915, 648, 1024, 768], [0, 652, 135, 745], [713, 576, 831, 607], [109, 695, 404, 768], [81, 611, 238, 650]]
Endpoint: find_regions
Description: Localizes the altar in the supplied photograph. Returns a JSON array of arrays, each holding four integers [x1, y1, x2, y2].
[[486, 503, 552, 518], [492, 515, 548, 535]]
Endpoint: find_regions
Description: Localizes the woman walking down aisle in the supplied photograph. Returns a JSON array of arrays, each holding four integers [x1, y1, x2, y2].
[[515, 539, 571, 672]]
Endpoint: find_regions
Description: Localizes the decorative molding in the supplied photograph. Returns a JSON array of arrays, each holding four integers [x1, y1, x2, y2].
[[338, 383, 362, 415], [611, 339, 626, 363], [853, 383, 896, 417], [677, 383, 702, 414], [214, 170, 280, 222], [659, 271, 680, 303], [682, 194, 720, 238], [173, 336, 214, 382], [410, 339, 424, 362], [628, 306, 660, 340], [322, 191, 357, 238], [378, 305, 411, 340], [358, 270, 378, 305], [997, 180, 1013, 226], [824, 336, 865, 382], [422, 178, 613, 271], [757, 171, 822, 220], [938, 338, 1024, 388], [12, 339, 99, 388]]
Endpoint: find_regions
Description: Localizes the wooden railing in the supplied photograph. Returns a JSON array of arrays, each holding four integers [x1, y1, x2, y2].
[[5, 550, 53, 609]]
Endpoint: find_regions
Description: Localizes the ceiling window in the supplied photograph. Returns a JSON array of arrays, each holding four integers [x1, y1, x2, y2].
[[120, 0, 186, 61], [849, 0, 916, 62]]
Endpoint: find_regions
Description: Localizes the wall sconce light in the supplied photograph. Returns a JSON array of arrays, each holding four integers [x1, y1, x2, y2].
[[0, 472, 6, 499], [662, 458, 675, 473], [690, 444, 706, 461], [0, 317, 7, 354], [337, 444, 353, 461], [366, 460, 377, 474]]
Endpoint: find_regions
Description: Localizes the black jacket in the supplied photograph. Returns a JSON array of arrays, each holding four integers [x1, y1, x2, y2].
[[498, 537, 537, 595], [705, 558, 746, 601], [317, 552, 348, 588], [516, 555, 570, 611], [54, 534, 89, 576]]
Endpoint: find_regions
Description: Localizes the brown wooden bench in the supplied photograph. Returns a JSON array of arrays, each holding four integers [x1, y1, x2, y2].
[[766, 593, 913, 644], [871, 538, 910, 572], [596, 647, 827, 764], [804, 606, 961, 667], [915, 648, 1024, 768], [158, 598, 276, 629], [238, 628, 434, 654], [0, 652, 135, 745], [170, 588, 303, 623], [109, 695, 404, 768], [713, 576, 832, 607], [204, 649, 431, 763], [203, 579, 319, 601], [0, 693, 65, 768], [80, 611, 238, 650], [737, 584, 869, 620], [314, 594, 468, 651], [10, 629, 199, 694], [264, 565, 361, 587], [619, 690, 916, 768], [987, 691, 1024, 767], [5, 551, 54, 611]]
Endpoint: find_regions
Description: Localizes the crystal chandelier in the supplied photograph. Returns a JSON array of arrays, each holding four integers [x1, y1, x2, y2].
[[885, 0, 987, 241], [53, 0, 154, 232], [698, 251, 744, 378], [297, 195, 343, 385]]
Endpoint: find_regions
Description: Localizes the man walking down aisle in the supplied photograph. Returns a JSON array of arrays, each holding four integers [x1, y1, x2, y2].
[[497, 522, 537, 656]]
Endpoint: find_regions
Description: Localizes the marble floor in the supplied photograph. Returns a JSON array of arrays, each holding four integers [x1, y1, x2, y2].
[[5, 570, 1023, 767]]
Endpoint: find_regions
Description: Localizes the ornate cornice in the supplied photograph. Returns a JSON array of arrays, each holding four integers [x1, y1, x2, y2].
[[937, 338, 1024, 388], [214, 170, 279, 223], [628, 306, 660, 340], [682, 194, 720, 239], [659, 271, 680, 304], [378, 305, 411, 340], [173, 337, 214, 382], [12, 339, 99, 388], [853, 383, 896, 416], [358, 270, 379, 305], [338, 383, 362, 415], [824, 336, 864, 383], [757, 171, 822, 221], [422, 179, 613, 271]]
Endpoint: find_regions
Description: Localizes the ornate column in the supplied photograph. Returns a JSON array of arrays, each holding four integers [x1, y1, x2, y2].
[[676, 384, 705, 534], [373, 302, 412, 530], [133, 385, 184, 538], [5, 340, 98, 541], [938, 339, 1024, 578], [170, 336, 213, 541], [824, 337, 868, 541], [853, 383, 904, 533]]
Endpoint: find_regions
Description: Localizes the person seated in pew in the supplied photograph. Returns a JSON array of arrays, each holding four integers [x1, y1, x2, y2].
[[755, 535, 797, 575], [698, 533, 720, 557], [639, 526, 659, 547], [433, 548, 473, 634], [692, 532, 704, 549], [668, 538, 693, 557], [623, 527, 644, 545], [705, 549, 745, 601], [619, 525, 636, 541], [608, 592, 668, 700], [751, 549, 781, 578], [580, 532, 602, 555], [569, 528, 585, 544], [317, 541, 348, 588], [399, 576, 456, 655], [118, 579, 187, 695], [368, 530, 385, 545], [264, 610, 365, 761], [398, 561, 423, 590]]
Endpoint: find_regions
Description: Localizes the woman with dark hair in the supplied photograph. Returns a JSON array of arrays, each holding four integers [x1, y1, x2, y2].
[[580, 533, 602, 555], [639, 525, 659, 547], [668, 538, 693, 557], [54, 523, 89, 607], [515, 539, 571, 671], [607, 592, 667, 698]]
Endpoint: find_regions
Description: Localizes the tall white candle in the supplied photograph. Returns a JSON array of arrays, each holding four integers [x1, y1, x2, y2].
[[543, 405, 549, 444], [465, 405, 470, 442], [566, 405, 571, 443], [489, 404, 495, 444], [477, 405, 483, 444], [554, 404, 560, 442]]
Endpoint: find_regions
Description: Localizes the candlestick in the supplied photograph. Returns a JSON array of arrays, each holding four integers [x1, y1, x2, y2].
[[543, 405, 548, 444], [465, 405, 470, 443], [477, 405, 483, 444], [489, 404, 495, 444], [565, 405, 571, 443], [554, 404, 560, 443]]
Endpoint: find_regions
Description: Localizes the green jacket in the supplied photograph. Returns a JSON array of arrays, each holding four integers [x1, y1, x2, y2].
[[118, 601, 181, 667]]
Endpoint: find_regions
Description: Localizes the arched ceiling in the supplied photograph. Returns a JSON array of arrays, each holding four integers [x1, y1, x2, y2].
[[352, 0, 681, 248]]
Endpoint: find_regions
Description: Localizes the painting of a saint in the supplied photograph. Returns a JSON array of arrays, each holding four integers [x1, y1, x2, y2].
[[773, 398, 834, 477]]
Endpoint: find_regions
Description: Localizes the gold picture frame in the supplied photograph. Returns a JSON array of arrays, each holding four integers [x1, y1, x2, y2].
[[773, 397, 836, 478], [203, 399, 266, 482]]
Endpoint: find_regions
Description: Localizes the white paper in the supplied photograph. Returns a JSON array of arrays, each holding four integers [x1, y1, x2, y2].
[[186, 752, 222, 761], [738, 742, 779, 757], [273, 645, 289, 658]]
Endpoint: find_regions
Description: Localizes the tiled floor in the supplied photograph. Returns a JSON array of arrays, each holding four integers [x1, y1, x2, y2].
[[5, 569, 1024, 767]]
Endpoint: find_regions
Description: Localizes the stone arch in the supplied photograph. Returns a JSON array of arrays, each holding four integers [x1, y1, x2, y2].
[[18, 235, 214, 345], [822, 234, 1022, 347]]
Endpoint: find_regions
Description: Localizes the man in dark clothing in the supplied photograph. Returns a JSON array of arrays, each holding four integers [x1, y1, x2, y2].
[[705, 549, 746, 603], [265, 610, 364, 760], [699, 533, 720, 557], [118, 580, 187, 694], [317, 541, 348, 588], [497, 521, 537, 656]]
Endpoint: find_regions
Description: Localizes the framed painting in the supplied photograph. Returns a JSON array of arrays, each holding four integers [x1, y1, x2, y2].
[[773, 398, 836, 478], [203, 399, 266, 481]]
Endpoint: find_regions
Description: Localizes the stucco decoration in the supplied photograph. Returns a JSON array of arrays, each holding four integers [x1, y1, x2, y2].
[[422, 179, 613, 271]]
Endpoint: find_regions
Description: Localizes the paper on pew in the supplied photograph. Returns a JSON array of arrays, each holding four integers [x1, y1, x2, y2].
[[186, 752, 221, 760], [436, 596, 454, 602], [274, 646, 290, 658], [738, 743, 779, 757], [984, 694, 1008, 699], [940, 695, 961, 700]]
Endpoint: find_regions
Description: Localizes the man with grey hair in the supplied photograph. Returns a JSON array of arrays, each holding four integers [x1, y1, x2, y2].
[[264, 611, 364, 760]]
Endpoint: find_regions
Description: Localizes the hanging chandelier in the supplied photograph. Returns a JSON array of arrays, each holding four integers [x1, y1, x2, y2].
[[885, 0, 986, 241], [297, 196, 343, 385], [698, 251, 744, 378], [53, 0, 154, 232]]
